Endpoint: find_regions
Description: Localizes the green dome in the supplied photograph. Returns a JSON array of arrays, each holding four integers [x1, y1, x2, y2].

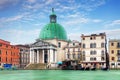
[[39, 23, 67, 41]]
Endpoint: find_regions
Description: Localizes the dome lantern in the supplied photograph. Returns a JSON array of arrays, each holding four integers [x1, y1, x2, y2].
[[39, 8, 67, 41], [50, 8, 57, 23]]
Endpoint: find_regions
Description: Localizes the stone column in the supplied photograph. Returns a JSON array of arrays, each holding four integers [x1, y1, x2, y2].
[[47, 49, 49, 63], [42, 49, 44, 63], [55, 50, 57, 63], [30, 49, 32, 63], [33, 50, 35, 63], [50, 49, 53, 63], [37, 50, 39, 63]]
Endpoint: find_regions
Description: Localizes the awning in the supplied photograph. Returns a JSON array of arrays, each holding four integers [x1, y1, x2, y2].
[[57, 61, 62, 64]]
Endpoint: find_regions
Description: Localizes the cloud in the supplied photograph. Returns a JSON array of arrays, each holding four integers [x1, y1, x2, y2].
[[109, 20, 120, 26], [0, 0, 19, 10], [45, 0, 54, 5], [85, 29, 120, 39], [68, 29, 120, 42], [0, 29, 40, 44], [68, 33, 81, 41], [27, 0, 36, 3], [92, 19, 102, 23], [0, 13, 29, 24], [78, 0, 106, 11], [104, 20, 120, 28]]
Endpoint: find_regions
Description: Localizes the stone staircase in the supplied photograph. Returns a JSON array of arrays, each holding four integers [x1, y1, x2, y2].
[[25, 63, 46, 70]]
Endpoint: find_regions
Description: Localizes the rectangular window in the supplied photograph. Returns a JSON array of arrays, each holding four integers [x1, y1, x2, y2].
[[0, 44, 2, 47], [90, 57, 93, 61], [111, 50, 114, 54], [6, 45, 8, 48], [0, 50, 1, 54], [0, 57, 1, 62], [101, 57, 105, 61], [117, 50, 120, 55], [67, 54, 70, 59], [101, 36, 104, 39], [111, 63, 115, 65], [112, 57, 115, 61], [83, 37, 85, 40], [6, 57, 7, 62], [73, 54, 75, 59], [111, 42, 114, 46], [117, 42, 120, 48], [118, 57, 120, 61], [58, 42, 61, 48], [6, 51, 7, 55], [83, 57, 85, 61], [20, 49, 23, 51]]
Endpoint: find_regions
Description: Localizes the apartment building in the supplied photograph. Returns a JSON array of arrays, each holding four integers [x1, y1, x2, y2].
[[81, 33, 107, 69], [64, 40, 81, 62], [16, 45, 30, 69], [0, 39, 20, 67], [109, 39, 120, 69]]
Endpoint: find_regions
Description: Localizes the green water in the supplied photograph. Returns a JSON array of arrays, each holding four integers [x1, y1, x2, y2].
[[0, 70, 120, 80]]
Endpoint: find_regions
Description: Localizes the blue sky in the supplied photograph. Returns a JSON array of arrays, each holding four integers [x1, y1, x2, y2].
[[0, 0, 120, 44]]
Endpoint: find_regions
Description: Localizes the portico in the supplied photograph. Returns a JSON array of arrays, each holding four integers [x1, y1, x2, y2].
[[30, 40, 57, 64]]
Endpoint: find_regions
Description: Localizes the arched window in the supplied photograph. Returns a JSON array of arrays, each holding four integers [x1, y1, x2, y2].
[[101, 50, 104, 55], [83, 51, 85, 54], [73, 43, 75, 46], [78, 53, 81, 59], [94, 43, 96, 48], [90, 43, 93, 48], [94, 51, 97, 55], [94, 58, 96, 61], [90, 51, 93, 55], [67, 54, 70, 59], [83, 44, 85, 48], [101, 43, 104, 48], [58, 42, 61, 48], [73, 54, 75, 59]]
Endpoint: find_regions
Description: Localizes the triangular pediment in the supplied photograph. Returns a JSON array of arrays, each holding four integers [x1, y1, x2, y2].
[[31, 39, 56, 47]]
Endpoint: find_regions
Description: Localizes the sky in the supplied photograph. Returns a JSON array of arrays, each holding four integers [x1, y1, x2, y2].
[[0, 0, 120, 44]]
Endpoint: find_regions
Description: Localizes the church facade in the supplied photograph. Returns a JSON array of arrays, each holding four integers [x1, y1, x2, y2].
[[29, 8, 68, 68]]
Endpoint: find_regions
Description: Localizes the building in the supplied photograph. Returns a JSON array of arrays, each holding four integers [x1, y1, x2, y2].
[[64, 40, 82, 62], [81, 33, 107, 69], [16, 45, 30, 69], [28, 8, 68, 68], [0, 39, 19, 67], [109, 39, 120, 69]]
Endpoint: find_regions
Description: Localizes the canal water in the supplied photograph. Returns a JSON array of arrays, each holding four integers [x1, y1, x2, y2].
[[0, 70, 120, 80]]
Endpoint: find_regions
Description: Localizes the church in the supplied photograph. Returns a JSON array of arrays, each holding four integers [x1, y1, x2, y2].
[[28, 8, 68, 69]]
